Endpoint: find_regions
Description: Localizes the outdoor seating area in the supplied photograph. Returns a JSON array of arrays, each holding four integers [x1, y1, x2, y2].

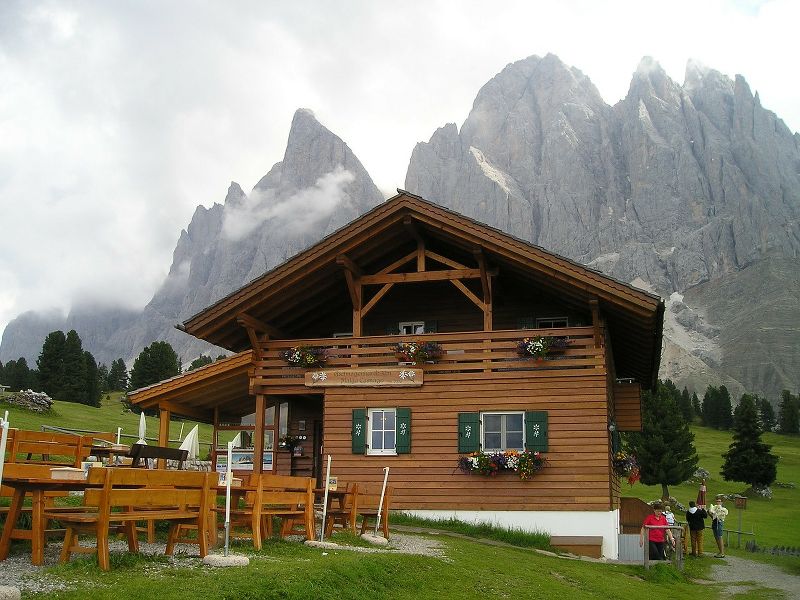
[[0, 427, 393, 571]]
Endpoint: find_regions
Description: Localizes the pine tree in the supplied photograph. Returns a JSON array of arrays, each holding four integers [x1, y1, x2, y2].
[[758, 397, 776, 432], [718, 385, 733, 430], [37, 330, 66, 397], [691, 392, 701, 419], [129, 341, 181, 390], [60, 330, 87, 403], [721, 394, 778, 488], [4, 358, 36, 391], [702, 386, 719, 428], [627, 381, 699, 500], [107, 358, 128, 391], [777, 390, 799, 434], [679, 387, 693, 422], [82, 351, 102, 407], [97, 363, 109, 393], [187, 354, 214, 371]]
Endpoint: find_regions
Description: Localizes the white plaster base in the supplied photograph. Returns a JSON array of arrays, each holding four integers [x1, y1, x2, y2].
[[404, 509, 620, 559]]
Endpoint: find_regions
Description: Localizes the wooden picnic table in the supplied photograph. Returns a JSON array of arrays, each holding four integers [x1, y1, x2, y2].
[[0, 470, 99, 566]]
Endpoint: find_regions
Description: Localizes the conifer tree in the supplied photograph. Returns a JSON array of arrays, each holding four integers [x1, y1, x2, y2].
[[691, 392, 701, 419], [37, 330, 66, 397], [97, 363, 109, 393], [679, 387, 693, 422], [188, 354, 213, 371], [60, 330, 87, 403], [107, 358, 129, 391], [627, 381, 699, 500], [3, 358, 36, 391], [721, 394, 778, 488], [758, 397, 776, 432], [702, 386, 719, 427], [129, 341, 181, 390], [82, 351, 102, 407], [777, 390, 799, 434], [718, 385, 733, 430]]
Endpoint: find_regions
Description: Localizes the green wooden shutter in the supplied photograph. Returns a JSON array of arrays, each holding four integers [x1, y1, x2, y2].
[[395, 408, 411, 454], [425, 320, 438, 333], [611, 427, 621, 455], [525, 411, 548, 452], [458, 412, 480, 453], [352, 409, 367, 454]]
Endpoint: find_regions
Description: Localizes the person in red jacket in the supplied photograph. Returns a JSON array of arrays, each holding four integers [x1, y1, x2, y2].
[[640, 502, 674, 560]]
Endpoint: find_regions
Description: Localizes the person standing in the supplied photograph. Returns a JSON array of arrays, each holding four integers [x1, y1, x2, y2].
[[640, 502, 673, 560], [709, 496, 729, 557], [685, 500, 708, 556]]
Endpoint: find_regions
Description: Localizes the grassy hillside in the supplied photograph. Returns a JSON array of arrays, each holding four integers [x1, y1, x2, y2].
[[623, 424, 799, 548], [0, 392, 215, 453]]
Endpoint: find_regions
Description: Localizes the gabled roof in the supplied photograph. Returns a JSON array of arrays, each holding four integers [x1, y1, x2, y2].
[[181, 191, 664, 388]]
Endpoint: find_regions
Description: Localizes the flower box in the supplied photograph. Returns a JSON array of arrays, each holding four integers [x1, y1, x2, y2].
[[457, 450, 546, 480], [280, 346, 328, 368], [517, 336, 569, 360], [612, 451, 640, 485], [394, 341, 443, 365]]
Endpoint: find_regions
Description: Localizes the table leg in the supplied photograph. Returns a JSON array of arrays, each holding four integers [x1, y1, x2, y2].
[[30, 490, 46, 566], [0, 488, 25, 560]]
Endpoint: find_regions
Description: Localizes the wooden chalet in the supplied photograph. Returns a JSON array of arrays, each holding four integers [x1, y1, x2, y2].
[[128, 190, 665, 558]]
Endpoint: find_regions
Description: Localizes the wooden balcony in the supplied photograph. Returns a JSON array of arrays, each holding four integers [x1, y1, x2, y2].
[[253, 327, 604, 393]]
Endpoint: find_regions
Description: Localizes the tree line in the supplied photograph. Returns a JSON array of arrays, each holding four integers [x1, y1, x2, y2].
[[0, 331, 224, 407], [624, 379, 784, 500]]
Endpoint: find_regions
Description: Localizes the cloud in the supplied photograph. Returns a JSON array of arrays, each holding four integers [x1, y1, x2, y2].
[[222, 166, 356, 241]]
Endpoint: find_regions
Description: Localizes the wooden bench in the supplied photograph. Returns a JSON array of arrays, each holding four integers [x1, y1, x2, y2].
[[323, 483, 359, 537], [7, 429, 114, 467], [210, 474, 315, 549], [356, 484, 393, 539], [128, 444, 188, 469], [47, 468, 212, 570]]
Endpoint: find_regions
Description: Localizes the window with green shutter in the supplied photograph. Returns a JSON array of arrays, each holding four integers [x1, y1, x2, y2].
[[458, 412, 480, 453], [352, 409, 367, 454], [524, 411, 548, 452]]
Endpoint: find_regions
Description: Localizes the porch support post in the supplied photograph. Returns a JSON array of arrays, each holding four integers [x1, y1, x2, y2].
[[253, 394, 265, 474], [157, 406, 171, 469], [590, 299, 602, 348]]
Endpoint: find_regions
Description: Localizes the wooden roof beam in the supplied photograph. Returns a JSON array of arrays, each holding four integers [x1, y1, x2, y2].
[[360, 268, 497, 285], [450, 280, 484, 310], [403, 217, 426, 272], [336, 254, 363, 277], [236, 312, 286, 339], [361, 283, 394, 317], [473, 248, 492, 305]]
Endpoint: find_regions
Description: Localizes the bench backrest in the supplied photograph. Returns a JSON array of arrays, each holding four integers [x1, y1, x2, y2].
[[1, 462, 73, 479], [83, 468, 211, 512], [128, 444, 188, 468], [7, 430, 115, 467], [356, 484, 393, 511], [253, 475, 314, 508]]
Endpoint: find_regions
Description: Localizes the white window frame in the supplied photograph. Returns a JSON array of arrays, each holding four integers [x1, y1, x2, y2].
[[398, 321, 425, 335], [480, 411, 525, 452], [367, 408, 398, 456], [536, 317, 568, 329]]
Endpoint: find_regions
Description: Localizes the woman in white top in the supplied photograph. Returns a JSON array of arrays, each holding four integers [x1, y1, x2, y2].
[[708, 496, 729, 557]]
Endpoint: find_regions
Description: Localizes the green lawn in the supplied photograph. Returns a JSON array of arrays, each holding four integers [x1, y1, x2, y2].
[[623, 425, 800, 549], [0, 392, 215, 455], [31, 536, 723, 600]]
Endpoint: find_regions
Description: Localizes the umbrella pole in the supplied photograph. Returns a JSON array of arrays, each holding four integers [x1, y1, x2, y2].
[[224, 441, 233, 556], [0, 411, 9, 486], [319, 455, 332, 542], [374, 466, 390, 537]]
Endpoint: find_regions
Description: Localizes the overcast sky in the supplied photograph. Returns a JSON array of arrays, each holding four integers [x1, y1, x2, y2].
[[1, 0, 797, 338]]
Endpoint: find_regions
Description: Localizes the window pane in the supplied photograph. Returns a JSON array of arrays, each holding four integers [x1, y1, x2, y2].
[[505, 413, 523, 432], [384, 431, 395, 450], [506, 432, 524, 450], [484, 414, 501, 432], [372, 430, 383, 450], [384, 410, 395, 430], [484, 432, 501, 449]]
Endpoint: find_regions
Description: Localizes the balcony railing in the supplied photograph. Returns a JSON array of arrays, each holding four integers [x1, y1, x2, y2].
[[253, 327, 604, 390]]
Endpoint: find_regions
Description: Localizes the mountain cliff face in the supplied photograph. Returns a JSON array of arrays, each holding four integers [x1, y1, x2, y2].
[[406, 54, 800, 400], [0, 109, 385, 366]]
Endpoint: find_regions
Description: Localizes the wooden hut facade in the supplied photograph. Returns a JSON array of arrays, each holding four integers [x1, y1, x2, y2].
[[129, 191, 664, 558]]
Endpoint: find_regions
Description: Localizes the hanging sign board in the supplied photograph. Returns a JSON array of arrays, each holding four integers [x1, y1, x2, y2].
[[305, 367, 423, 387]]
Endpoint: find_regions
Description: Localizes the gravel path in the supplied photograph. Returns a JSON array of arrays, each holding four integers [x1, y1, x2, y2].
[[707, 554, 800, 598]]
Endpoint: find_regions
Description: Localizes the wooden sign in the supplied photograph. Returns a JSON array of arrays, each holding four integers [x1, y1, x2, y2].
[[304, 367, 423, 387]]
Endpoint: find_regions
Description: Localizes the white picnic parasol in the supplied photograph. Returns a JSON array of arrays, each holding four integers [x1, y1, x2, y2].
[[137, 411, 147, 445], [179, 425, 200, 460], [0, 411, 10, 487]]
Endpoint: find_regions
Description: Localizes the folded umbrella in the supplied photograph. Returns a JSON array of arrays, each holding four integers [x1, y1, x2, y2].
[[137, 411, 147, 445], [179, 425, 200, 460]]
